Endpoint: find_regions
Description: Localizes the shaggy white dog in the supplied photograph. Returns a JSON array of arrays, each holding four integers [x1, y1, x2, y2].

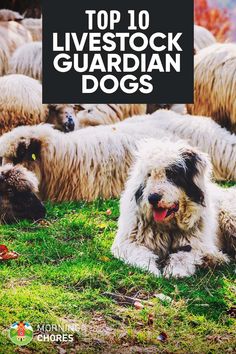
[[112, 139, 231, 278]]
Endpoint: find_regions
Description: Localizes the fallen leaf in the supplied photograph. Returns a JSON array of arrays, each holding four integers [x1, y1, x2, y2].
[[134, 301, 144, 310], [106, 209, 112, 215], [157, 332, 168, 342], [0, 251, 19, 260], [147, 313, 154, 326], [0, 244, 19, 261], [226, 307, 236, 318], [99, 256, 110, 262], [0, 245, 8, 254], [98, 223, 107, 229], [155, 293, 172, 303]]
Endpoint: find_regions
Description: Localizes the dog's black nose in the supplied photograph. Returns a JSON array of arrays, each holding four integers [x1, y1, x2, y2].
[[148, 193, 163, 205]]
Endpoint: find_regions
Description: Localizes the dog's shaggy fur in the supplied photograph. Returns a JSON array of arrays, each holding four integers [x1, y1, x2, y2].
[[9, 41, 42, 81], [0, 74, 47, 135], [187, 43, 236, 133], [0, 21, 32, 54], [0, 110, 235, 202], [76, 104, 147, 128], [112, 139, 234, 278], [194, 25, 216, 54]]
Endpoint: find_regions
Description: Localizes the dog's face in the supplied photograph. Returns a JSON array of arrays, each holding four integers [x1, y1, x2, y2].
[[134, 140, 209, 225], [47, 104, 80, 132], [0, 165, 45, 223]]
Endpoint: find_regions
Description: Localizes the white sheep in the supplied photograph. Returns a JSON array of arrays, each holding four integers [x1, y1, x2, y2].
[[0, 9, 23, 22], [187, 43, 236, 133], [22, 18, 42, 41], [0, 20, 32, 54], [0, 74, 47, 135], [194, 25, 216, 54], [0, 110, 235, 202], [9, 41, 42, 81]]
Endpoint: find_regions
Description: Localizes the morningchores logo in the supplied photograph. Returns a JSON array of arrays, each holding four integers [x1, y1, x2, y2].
[[42, 0, 194, 103]]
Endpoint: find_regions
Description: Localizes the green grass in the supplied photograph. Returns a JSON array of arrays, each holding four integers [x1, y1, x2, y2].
[[0, 198, 235, 353]]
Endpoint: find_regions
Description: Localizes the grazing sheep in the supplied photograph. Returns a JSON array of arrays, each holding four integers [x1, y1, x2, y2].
[[194, 25, 216, 54], [0, 164, 46, 222], [22, 18, 42, 41], [0, 110, 235, 202], [111, 139, 233, 278], [0, 74, 47, 135], [76, 104, 147, 128], [0, 21, 32, 54], [9, 41, 42, 81], [187, 43, 236, 133], [0, 9, 23, 22]]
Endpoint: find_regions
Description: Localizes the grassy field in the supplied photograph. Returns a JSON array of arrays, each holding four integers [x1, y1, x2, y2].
[[0, 198, 235, 354]]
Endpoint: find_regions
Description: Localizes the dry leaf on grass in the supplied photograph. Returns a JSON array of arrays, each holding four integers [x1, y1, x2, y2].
[[226, 307, 236, 318], [134, 301, 144, 310], [99, 256, 110, 262], [0, 244, 19, 261], [157, 332, 168, 342]]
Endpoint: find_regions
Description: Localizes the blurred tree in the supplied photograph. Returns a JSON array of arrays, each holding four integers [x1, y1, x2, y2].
[[194, 0, 231, 41], [0, 0, 41, 18]]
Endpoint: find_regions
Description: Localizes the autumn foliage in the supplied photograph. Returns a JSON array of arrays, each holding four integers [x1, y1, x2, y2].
[[194, 0, 231, 41]]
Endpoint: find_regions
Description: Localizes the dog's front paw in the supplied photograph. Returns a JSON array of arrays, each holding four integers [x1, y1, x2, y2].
[[163, 252, 196, 278], [163, 263, 195, 278], [147, 262, 161, 277], [202, 251, 230, 268]]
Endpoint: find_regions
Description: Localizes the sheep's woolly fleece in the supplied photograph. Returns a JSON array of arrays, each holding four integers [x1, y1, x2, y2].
[[76, 104, 147, 128], [187, 43, 236, 132], [22, 18, 42, 42], [0, 110, 235, 202], [0, 74, 47, 135], [194, 25, 216, 53], [0, 39, 9, 76], [10, 41, 42, 81], [0, 21, 32, 54], [111, 139, 234, 278]]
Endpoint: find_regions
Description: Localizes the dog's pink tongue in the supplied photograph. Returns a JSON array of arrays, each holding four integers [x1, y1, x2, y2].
[[153, 209, 168, 222]]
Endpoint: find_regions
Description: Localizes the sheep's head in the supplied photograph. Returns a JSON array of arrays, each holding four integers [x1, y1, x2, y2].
[[47, 104, 83, 132], [0, 129, 44, 185], [0, 164, 46, 223]]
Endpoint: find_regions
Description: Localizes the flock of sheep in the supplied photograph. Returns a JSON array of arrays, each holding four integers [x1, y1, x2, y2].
[[0, 8, 235, 226]]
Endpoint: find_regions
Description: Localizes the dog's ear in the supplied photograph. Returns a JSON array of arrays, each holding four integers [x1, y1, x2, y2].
[[135, 184, 144, 203], [181, 149, 208, 206], [166, 148, 208, 206], [13, 139, 41, 164]]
